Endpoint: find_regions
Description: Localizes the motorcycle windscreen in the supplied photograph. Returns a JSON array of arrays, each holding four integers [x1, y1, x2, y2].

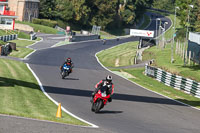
[[100, 86, 109, 95]]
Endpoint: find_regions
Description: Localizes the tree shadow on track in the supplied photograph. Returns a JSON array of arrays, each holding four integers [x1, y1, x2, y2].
[[96, 110, 123, 114], [44, 86, 191, 107], [1, 76, 198, 107], [63, 78, 79, 80]]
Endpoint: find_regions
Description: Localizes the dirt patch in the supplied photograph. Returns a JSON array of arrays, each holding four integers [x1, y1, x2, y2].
[[120, 70, 136, 79], [115, 58, 120, 67]]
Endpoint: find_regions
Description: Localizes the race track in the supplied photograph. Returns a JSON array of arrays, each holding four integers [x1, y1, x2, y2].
[[2, 13, 200, 133]]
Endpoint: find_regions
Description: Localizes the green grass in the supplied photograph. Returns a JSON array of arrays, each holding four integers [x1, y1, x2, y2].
[[96, 39, 200, 109], [9, 47, 34, 58], [0, 40, 6, 45], [8, 40, 35, 58], [9, 40, 35, 47], [0, 59, 87, 125], [143, 43, 200, 82], [100, 31, 117, 39], [97, 41, 138, 67], [0, 30, 16, 36], [18, 31, 30, 39], [0, 30, 30, 40], [123, 68, 200, 108], [16, 21, 58, 34]]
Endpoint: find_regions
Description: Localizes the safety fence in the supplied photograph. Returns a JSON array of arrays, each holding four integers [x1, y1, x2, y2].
[[145, 65, 200, 98], [0, 34, 18, 42]]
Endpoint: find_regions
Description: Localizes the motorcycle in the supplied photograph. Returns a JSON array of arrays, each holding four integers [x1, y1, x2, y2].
[[91, 86, 111, 113], [61, 64, 71, 79]]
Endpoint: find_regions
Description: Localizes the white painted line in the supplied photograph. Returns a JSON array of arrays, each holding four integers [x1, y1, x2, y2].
[[0, 113, 95, 128], [26, 64, 99, 128], [49, 37, 67, 39], [27, 37, 44, 49], [95, 44, 200, 112], [22, 36, 99, 128], [6, 36, 98, 128], [24, 50, 36, 59]]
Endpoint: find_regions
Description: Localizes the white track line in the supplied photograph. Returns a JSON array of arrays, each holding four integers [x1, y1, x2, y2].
[[95, 44, 200, 112], [24, 39, 99, 128], [26, 64, 99, 128]]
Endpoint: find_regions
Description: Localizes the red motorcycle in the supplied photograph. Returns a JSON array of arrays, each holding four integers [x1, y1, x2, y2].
[[91, 86, 111, 113]]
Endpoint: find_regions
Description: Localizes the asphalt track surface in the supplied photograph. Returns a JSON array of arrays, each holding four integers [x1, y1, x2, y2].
[[2, 13, 200, 133]]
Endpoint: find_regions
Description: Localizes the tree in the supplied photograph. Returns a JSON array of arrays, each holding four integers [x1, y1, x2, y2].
[[71, 0, 91, 25], [39, 0, 58, 19], [176, 0, 195, 30], [194, 0, 200, 32], [90, 0, 118, 30], [56, 0, 74, 22], [153, 0, 175, 12]]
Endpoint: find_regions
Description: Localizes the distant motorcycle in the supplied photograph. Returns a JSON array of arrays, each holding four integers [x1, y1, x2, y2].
[[102, 39, 106, 45], [91, 86, 111, 113], [61, 64, 71, 79]]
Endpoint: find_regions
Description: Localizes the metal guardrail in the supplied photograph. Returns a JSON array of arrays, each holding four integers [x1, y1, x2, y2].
[[145, 65, 200, 98], [0, 34, 18, 42], [30, 33, 36, 40]]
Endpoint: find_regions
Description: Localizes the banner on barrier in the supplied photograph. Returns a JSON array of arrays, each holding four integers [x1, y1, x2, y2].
[[130, 29, 154, 37]]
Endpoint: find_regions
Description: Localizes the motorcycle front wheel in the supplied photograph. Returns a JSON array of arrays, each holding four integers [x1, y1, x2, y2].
[[61, 71, 66, 79], [94, 100, 103, 113]]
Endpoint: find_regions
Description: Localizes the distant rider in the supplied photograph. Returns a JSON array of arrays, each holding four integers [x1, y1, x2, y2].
[[60, 57, 74, 73], [91, 75, 114, 103]]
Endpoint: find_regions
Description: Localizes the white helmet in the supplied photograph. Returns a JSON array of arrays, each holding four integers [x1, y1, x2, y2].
[[106, 75, 112, 82]]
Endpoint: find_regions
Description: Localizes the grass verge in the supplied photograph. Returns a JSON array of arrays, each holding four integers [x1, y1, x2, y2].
[[97, 41, 138, 67], [8, 40, 36, 58], [16, 21, 58, 34], [96, 41, 200, 109], [0, 59, 88, 125]]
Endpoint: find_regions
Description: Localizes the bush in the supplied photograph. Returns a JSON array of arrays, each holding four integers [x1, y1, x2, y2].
[[33, 18, 58, 28], [56, 20, 67, 29]]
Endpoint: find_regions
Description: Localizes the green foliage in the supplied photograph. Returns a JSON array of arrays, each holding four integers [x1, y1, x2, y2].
[[175, 0, 196, 32], [38, 0, 154, 30], [32, 18, 58, 28], [39, 0, 58, 19], [153, 0, 175, 12], [56, 0, 74, 22], [194, 0, 200, 32]]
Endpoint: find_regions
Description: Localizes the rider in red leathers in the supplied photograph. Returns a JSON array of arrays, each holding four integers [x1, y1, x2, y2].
[[91, 75, 114, 103]]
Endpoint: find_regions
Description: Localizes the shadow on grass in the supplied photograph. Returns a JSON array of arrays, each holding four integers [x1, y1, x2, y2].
[[180, 65, 200, 71], [176, 99, 200, 108], [0, 77, 40, 90]]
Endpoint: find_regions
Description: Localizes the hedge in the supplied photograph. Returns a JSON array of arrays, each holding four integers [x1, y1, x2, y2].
[[32, 18, 58, 28]]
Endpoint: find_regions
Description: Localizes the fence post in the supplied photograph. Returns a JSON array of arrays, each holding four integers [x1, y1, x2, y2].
[[189, 51, 191, 65]]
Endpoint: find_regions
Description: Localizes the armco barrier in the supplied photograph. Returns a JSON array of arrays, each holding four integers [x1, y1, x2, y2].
[[70, 35, 100, 42], [145, 65, 200, 98], [0, 34, 18, 42], [30, 33, 37, 40]]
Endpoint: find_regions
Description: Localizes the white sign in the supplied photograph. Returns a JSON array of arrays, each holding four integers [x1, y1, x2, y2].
[[189, 32, 200, 45], [130, 29, 154, 37]]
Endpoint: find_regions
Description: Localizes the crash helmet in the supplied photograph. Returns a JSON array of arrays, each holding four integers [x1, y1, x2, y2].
[[66, 57, 71, 63], [106, 75, 112, 83]]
